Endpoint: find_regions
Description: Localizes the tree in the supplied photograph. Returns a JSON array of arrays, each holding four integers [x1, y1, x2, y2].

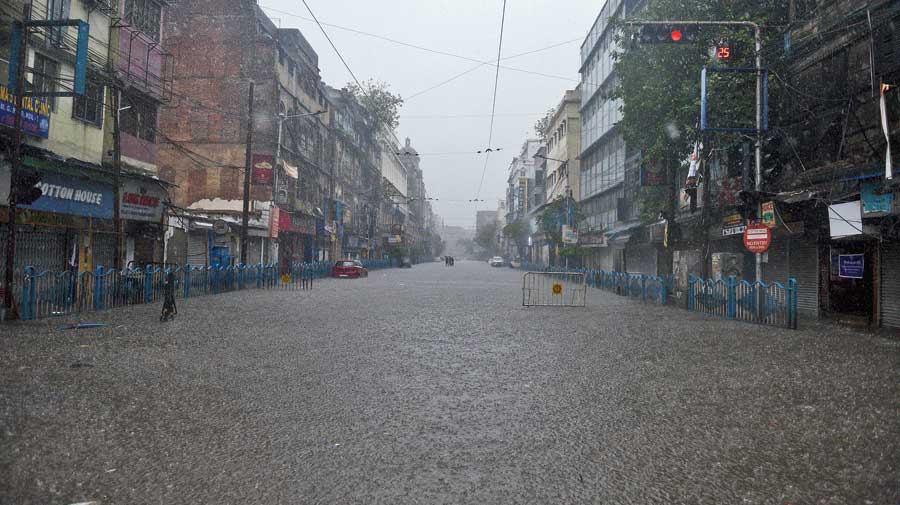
[[474, 221, 499, 256], [611, 1, 789, 222], [431, 233, 446, 257], [502, 220, 529, 256], [533, 107, 555, 139], [345, 79, 403, 132]]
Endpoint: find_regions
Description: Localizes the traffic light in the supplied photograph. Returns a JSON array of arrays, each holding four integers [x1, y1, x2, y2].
[[638, 24, 699, 44], [13, 168, 42, 205]]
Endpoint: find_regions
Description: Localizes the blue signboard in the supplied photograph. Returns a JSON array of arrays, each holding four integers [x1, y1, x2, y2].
[[838, 254, 864, 279], [22, 170, 114, 219], [0, 85, 51, 138], [861, 181, 894, 215]]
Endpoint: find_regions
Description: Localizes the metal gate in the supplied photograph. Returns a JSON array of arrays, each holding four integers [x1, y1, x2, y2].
[[187, 231, 209, 267], [881, 242, 900, 329], [522, 271, 587, 307]]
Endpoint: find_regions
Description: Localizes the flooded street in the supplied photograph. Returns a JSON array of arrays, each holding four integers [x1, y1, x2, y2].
[[2, 262, 897, 504]]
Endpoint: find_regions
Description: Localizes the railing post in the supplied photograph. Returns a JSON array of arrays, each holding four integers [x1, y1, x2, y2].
[[94, 265, 104, 311], [22, 266, 35, 320], [184, 265, 191, 298], [660, 276, 667, 305], [687, 274, 694, 311], [788, 277, 798, 329], [144, 265, 153, 304], [727, 276, 736, 319], [640, 274, 647, 303]]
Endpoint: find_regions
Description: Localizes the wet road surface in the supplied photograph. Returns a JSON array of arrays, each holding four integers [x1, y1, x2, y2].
[[1, 261, 898, 504]]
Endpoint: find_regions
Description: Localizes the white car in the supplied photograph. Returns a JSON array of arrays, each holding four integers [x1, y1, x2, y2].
[[489, 256, 505, 267]]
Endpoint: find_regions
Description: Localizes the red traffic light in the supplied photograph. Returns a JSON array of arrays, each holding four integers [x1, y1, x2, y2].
[[670, 29, 683, 42]]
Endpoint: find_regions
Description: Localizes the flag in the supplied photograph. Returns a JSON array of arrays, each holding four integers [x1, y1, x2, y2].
[[685, 141, 702, 188], [881, 83, 893, 180]]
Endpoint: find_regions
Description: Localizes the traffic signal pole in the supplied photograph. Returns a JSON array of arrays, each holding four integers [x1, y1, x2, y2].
[[3, 4, 30, 320], [628, 20, 764, 285]]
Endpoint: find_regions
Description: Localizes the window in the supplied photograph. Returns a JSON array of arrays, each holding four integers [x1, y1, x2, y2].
[[72, 77, 104, 126], [46, 0, 70, 47], [31, 53, 58, 110], [125, 0, 161, 41], [121, 94, 157, 142]]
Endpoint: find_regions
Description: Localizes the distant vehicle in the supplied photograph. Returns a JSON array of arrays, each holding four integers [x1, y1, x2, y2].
[[331, 260, 368, 278], [400, 256, 413, 268], [489, 256, 505, 267]]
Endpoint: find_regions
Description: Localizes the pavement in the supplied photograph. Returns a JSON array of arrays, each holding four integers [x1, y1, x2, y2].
[[1, 260, 898, 504]]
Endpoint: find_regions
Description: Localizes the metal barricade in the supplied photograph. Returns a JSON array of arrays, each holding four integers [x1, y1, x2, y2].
[[522, 271, 587, 307]]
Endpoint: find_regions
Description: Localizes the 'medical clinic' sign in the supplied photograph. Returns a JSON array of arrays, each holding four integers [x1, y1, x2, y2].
[[0, 84, 51, 138]]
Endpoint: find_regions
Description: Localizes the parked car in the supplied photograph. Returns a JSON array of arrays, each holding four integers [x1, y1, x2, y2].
[[489, 256, 505, 267], [400, 256, 413, 268], [331, 260, 368, 278]]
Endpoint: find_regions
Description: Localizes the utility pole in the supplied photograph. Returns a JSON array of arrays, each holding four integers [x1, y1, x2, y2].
[[240, 81, 254, 265], [111, 88, 124, 270], [3, 4, 30, 320]]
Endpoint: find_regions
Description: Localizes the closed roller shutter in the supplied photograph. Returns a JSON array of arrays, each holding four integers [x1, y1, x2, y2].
[[791, 238, 819, 318], [0, 227, 68, 280], [92, 233, 117, 270], [626, 245, 657, 275], [187, 231, 209, 267], [763, 238, 789, 284], [881, 242, 900, 329]]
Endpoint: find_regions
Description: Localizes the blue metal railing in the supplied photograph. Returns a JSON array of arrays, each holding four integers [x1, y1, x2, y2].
[[19, 259, 399, 320], [517, 263, 796, 329]]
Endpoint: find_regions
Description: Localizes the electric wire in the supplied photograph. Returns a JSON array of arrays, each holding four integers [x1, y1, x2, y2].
[[474, 0, 507, 200]]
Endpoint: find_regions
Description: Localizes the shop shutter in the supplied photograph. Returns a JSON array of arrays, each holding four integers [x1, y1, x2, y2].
[[187, 231, 209, 267], [763, 238, 789, 284], [15, 228, 69, 272], [92, 233, 117, 270], [791, 238, 819, 318], [625, 245, 657, 275], [881, 242, 900, 329]]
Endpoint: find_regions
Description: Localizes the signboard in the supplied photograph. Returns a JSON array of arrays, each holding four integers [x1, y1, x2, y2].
[[743, 222, 771, 253], [279, 211, 315, 234], [828, 201, 863, 238], [640, 156, 666, 186], [561, 225, 578, 244], [580, 232, 608, 248], [387, 235, 402, 245], [761, 201, 776, 228], [0, 84, 51, 138], [213, 219, 228, 235], [121, 179, 166, 222], [0, 167, 114, 219], [721, 213, 746, 236], [838, 254, 864, 279], [251, 154, 274, 185], [269, 205, 279, 238], [861, 182, 894, 216]]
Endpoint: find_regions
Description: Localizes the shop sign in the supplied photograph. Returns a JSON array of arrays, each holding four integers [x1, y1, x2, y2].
[[387, 235, 402, 245], [579, 233, 608, 247], [721, 213, 746, 236], [561, 225, 578, 244], [838, 254, 864, 279], [743, 222, 771, 253], [761, 201, 776, 228], [0, 169, 114, 219], [279, 211, 315, 234], [0, 84, 51, 138], [640, 156, 666, 186], [121, 179, 166, 222], [213, 219, 228, 235], [828, 201, 863, 238], [861, 181, 894, 216], [251, 154, 274, 185], [269, 206, 279, 238]]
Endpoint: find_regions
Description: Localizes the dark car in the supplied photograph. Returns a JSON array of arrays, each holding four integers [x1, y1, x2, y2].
[[331, 260, 368, 278], [400, 256, 413, 268]]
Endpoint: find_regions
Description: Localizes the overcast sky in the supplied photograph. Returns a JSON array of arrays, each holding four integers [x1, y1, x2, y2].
[[260, 0, 600, 228]]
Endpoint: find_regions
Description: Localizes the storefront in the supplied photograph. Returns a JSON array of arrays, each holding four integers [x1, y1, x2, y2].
[[278, 210, 316, 269], [1, 154, 115, 275], [121, 176, 169, 268]]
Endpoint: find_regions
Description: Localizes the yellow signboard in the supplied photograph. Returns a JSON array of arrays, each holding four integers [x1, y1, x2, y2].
[[552, 283, 563, 295]]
